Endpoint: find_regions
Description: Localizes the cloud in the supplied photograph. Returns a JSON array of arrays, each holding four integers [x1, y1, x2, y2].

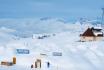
[[0, 27, 16, 33], [0, 18, 79, 37]]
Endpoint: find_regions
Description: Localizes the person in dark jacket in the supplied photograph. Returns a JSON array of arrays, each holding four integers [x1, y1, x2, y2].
[[47, 62, 50, 68], [31, 64, 33, 68]]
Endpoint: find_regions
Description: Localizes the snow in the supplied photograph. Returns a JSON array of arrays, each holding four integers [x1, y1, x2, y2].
[[0, 19, 104, 70], [92, 26, 103, 36], [93, 32, 103, 36], [93, 26, 102, 29]]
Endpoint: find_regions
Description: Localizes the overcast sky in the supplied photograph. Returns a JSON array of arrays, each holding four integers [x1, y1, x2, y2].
[[0, 0, 104, 21]]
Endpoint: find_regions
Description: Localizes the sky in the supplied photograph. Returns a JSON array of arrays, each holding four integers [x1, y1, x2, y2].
[[0, 0, 104, 21]]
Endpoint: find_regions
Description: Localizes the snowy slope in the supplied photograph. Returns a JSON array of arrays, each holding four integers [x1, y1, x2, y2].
[[0, 18, 104, 70], [0, 30, 104, 70]]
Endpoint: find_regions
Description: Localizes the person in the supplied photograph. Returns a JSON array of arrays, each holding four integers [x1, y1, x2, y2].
[[47, 62, 50, 68], [31, 64, 33, 68]]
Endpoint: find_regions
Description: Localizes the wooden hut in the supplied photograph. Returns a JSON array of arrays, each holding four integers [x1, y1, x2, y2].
[[80, 27, 104, 41]]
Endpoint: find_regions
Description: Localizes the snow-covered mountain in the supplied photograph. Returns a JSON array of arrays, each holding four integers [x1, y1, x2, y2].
[[0, 18, 103, 37], [79, 18, 104, 26], [0, 18, 80, 37]]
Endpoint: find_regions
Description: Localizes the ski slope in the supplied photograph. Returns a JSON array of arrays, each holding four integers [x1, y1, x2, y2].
[[0, 18, 104, 70], [0, 30, 104, 70]]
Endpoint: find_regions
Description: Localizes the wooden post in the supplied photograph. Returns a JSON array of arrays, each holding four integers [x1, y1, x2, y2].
[[35, 62, 37, 68], [13, 57, 16, 64], [37, 59, 41, 68], [35, 59, 41, 68]]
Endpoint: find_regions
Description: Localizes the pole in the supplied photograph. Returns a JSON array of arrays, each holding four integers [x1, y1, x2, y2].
[[57, 64, 58, 70], [101, 8, 104, 26]]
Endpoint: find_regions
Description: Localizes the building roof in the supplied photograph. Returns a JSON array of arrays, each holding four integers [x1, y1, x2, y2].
[[81, 28, 95, 36], [93, 32, 103, 36], [81, 27, 103, 37], [93, 26, 102, 30]]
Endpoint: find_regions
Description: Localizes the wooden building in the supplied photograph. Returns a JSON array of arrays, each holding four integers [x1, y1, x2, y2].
[[80, 27, 104, 41]]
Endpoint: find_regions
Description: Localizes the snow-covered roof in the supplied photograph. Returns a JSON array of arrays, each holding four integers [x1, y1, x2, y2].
[[81, 27, 103, 37], [92, 26, 103, 36], [93, 32, 103, 36], [93, 26, 102, 29]]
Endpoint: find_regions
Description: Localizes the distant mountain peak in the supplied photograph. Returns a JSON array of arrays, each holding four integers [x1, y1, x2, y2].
[[40, 17, 67, 23], [40, 17, 52, 21]]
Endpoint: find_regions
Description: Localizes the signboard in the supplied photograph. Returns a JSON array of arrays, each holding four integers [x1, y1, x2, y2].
[[52, 52, 62, 56], [16, 49, 30, 54]]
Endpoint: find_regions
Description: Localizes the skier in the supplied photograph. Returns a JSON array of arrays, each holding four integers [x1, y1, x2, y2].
[[47, 62, 50, 68]]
